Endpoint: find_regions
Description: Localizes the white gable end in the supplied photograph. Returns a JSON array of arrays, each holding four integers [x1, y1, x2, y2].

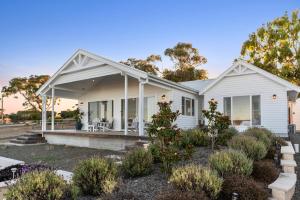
[[225, 64, 257, 77], [62, 53, 104, 73]]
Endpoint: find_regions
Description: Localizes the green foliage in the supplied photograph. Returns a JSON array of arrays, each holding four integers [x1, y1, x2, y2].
[[147, 100, 182, 173], [221, 175, 269, 200], [163, 42, 208, 82], [209, 150, 253, 177], [244, 127, 273, 149], [228, 135, 267, 160], [2, 75, 52, 111], [121, 54, 161, 75], [273, 136, 288, 146], [72, 157, 118, 196], [5, 170, 68, 200], [163, 68, 208, 82], [202, 99, 231, 150], [169, 164, 223, 199], [252, 159, 280, 184], [216, 127, 238, 146], [241, 10, 300, 86], [60, 109, 77, 119], [180, 129, 210, 147], [148, 143, 161, 163], [122, 148, 153, 178]]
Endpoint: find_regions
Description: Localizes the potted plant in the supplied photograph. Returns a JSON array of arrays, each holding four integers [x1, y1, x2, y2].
[[74, 108, 84, 130]]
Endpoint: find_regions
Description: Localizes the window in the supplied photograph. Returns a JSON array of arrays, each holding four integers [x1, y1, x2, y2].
[[252, 95, 261, 126], [223, 95, 261, 126], [88, 100, 114, 123], [224, 97, 231, 119], [232, 96, 250, 126], [182, 97, 195, 116]]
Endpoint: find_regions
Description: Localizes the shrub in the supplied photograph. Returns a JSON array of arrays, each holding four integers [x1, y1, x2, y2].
[[180, 129, 210, 147], [202, 99, 230, 151], [122, 148, 153, 178], [148, 143, 161, 163], [273, 136, 288, 146], [72, 157, 118, 196], [220, 174, 269, 200], [244, 127, 273, 149], [147, 100, 182, 173], [209, 150, 253, 177], [169, 164, 223, 199], [228, 135, 267, 160], [252, 159, 280, 184], [5, 170, 68, 200], [217, 127, 238, 146], [155, 188, 209, 200]]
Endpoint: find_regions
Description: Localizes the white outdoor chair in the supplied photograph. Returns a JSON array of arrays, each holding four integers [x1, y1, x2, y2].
[[87, 118, 100, 132]]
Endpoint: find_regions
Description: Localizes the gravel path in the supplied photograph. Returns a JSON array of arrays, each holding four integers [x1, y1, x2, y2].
[[290, 133, 300, 200], [0, 144, 124, 171]]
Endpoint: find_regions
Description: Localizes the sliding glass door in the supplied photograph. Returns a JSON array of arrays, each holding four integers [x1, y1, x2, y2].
[[121, 98, 138, 129], [88, 100, 114, 123], [121, 96, 156, 129]]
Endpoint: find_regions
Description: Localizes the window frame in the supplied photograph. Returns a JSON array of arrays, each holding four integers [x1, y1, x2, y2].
[[182, 96, 195, 116], [223, 95, 261, 126]]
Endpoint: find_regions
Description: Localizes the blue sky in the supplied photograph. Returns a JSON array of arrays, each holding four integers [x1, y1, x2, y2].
[[0, 0, 299, 113]]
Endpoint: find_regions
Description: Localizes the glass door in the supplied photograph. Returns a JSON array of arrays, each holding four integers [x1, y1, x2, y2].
[[121, 98, 138, 129]]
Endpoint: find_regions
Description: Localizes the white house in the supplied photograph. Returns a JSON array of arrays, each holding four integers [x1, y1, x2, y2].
[[37, 49, 300, 137]]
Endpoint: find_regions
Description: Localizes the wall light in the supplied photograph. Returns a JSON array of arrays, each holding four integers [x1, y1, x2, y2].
[[161, 94, 167, 102], [272, 94, 277, 100]]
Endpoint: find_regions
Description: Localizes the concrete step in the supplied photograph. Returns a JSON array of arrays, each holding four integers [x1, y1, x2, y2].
[[9, 134, 46, 144], [9, 139, 39, 144]]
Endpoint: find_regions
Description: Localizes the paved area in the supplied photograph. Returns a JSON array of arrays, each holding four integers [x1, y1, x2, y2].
[[289, 133, 300, 200]]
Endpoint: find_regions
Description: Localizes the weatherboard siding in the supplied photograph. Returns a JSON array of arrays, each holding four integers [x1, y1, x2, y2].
[[203, 73, 288, 136], [171, 90, 199, 129]]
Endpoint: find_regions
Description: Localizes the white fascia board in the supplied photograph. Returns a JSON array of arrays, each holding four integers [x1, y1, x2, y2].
[[36, 49, 148, 96], [200, 60, 300, 95]]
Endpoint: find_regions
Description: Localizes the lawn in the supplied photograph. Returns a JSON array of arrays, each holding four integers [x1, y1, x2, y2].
[[0, 144, 124, 171]]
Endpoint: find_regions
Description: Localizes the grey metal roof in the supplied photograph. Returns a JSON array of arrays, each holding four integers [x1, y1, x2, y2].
[[179, 79, 216, 93]]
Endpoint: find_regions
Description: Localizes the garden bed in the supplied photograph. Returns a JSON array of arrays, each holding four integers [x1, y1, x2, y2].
[[0, 144, 125, 171]]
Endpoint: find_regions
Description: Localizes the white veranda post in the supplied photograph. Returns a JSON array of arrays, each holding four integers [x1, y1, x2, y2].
[[42, 95, 47, 132], [124, 74, 128, 135], [51, 87, 55, 131], [138, 80, 144, 136]]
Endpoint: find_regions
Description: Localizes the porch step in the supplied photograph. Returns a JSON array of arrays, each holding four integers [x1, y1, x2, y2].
[[9, 134, 46, 144]]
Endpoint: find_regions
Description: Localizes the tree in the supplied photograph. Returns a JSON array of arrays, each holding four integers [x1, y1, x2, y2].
[[1, 75, 52, 111], [147, 99, 181, 173], [202, 99, 230, 151], [241, 10, 300, 85], [163, 42, 208, 82], [121, 54, 161, 75]]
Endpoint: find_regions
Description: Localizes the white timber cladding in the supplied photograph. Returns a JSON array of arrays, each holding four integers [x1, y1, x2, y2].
[[203, 72, 289, 136], [171, 90, 199, 129]]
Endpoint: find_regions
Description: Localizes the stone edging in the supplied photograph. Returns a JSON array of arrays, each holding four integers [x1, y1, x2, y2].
[[268, 141, 297, 200]]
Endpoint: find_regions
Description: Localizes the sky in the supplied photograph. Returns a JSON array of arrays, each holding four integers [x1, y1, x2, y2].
[[0, 0, 299, 114]]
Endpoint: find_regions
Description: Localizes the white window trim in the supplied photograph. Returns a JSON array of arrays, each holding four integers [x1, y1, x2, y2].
[[223, 95, 261, 127], [182, 96, 195, 116]]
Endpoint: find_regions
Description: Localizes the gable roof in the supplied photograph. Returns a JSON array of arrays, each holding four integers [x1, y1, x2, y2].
[[180, 79, 216, 92], [37, 49, 198, 96], [199, 60, 300, 95]]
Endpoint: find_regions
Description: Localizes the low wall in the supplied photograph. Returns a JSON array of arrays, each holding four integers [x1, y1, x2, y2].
[[0, 124, 32, 139], [44, 132, 148, 151]]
